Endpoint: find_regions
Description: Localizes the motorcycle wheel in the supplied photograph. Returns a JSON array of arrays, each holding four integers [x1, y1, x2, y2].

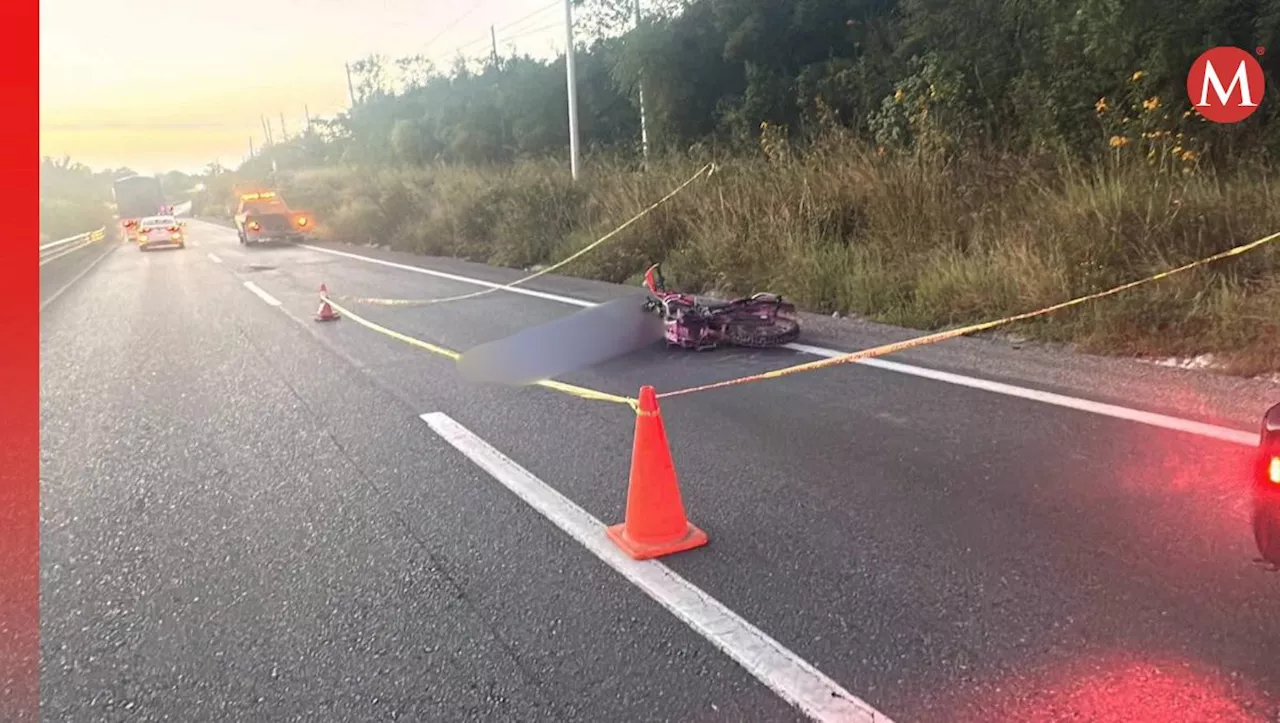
[[723, 315, 800, 348]]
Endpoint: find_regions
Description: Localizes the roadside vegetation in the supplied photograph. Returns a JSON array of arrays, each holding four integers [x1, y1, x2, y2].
[[201, 0, 1278, 374], [39, 158, 201, 243], [38, 157, 116, 243]]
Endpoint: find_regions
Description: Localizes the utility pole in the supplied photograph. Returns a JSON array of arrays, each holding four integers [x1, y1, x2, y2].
[[490, 24, 498, 66], [563, 0, 580, 181], [345, 62, 357, 106], [634, 0, 649, 163], [305, 104, 312, 132], [260, 115, 273, 146], [249, 136, 255, 158]]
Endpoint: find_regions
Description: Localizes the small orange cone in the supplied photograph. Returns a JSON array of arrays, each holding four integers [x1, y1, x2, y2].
[[606, 386, 708, 560], [315, 283, 341, 322]]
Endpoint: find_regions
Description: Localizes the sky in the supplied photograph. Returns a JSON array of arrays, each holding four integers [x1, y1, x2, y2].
[[39, 0, 569, 175]]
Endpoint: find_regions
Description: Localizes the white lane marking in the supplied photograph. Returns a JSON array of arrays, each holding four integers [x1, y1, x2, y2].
[[39, 239, 94, 266], [420, 411, 892, 723], [787, 344, 1260, 448], [39, 242, 118, 312], [298, 244, 594, 307], [207, 252, 223, 264], [242, 280, 282, 307], [299, 244, 1260, 446]]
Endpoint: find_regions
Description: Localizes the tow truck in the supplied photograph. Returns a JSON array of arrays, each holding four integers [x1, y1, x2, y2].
[[234, 190, 315, 246]]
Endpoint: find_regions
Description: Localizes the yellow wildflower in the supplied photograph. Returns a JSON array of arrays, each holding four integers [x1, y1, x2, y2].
[[1143, 96, 1161, 112], [1109, 135, 1129, 148], [1132, 70, 1145, 82], [1180, 149, 1198, 162], [1095, 97, 1109, 113], [894, 88, 904, 104]]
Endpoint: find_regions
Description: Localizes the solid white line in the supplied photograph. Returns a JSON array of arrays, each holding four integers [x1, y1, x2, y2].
[[299, 244, 1259, 446], [297, 244, 594, 307], [786, 343, 1260, 448], [207, 252, 223, 264], [420, 411, 892, 723], [242, 280, 282, 307], [40, 242, 117, 313], [39, 239, 93, 266]]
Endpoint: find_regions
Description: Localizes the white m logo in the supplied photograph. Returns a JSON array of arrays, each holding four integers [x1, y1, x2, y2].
[[1197, 59, 1259, 107]]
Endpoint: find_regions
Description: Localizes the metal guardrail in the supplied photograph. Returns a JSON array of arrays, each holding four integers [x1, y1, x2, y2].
[[39, 227, 107, 265]]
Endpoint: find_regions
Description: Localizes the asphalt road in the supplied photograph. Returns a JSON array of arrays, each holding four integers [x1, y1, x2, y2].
[[40, 221, 1280, 722], [40, 234, 117, 311]]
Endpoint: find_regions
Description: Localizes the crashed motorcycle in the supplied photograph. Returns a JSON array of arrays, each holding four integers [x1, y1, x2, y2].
[[641, 263, 800, 350]]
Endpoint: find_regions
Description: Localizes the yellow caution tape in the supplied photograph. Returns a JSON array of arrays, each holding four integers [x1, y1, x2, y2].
[[656, 230, 1280, 400], [322, 296, 640, 411], [345, 162, 717, 307]]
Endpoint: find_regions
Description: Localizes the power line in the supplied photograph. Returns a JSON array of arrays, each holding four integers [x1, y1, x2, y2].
[[496, 0, 560, 36], [424, 0, 497, 51], [507, 19, 563, 42], [460, 19, 560, 54], [450, 1, 559, 55]]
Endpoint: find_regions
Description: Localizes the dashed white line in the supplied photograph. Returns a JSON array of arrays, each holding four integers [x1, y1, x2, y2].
[[242, 280, 281, 307], [420, 411, 893, 723], [207, 252, 223, 264], [296, 243, 1260, 447]]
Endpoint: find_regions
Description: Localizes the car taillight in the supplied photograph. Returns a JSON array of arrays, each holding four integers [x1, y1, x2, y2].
[[249, 221, 260, 231], [296, 216, 308, 227], [1269, 457, 1280, 485]]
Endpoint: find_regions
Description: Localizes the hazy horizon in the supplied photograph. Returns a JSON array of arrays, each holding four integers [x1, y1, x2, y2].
[[40, 0, 569, 176]]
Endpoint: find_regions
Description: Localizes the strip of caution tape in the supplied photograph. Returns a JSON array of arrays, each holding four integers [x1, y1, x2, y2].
[[656, 230, 1280, 400], [321, 296, 640, 411], [344, 162, 717, 308]]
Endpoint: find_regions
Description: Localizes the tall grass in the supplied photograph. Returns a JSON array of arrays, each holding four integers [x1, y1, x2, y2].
[[274, 131, 1280, 375]]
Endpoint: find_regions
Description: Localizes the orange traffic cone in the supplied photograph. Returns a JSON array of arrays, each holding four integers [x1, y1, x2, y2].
[[606, 386, 708, 560], [315, 283, 341, 322]]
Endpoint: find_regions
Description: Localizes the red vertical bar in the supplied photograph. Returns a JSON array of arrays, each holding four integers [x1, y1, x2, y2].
[[1, 0, 41, 718]]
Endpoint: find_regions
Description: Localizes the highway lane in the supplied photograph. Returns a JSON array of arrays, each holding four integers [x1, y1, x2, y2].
[[44, 221, 1280, 721], [39, 237, 804, 722]]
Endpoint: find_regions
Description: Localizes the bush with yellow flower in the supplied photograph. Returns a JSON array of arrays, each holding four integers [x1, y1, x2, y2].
[[1095, 70, 1205, 173]]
